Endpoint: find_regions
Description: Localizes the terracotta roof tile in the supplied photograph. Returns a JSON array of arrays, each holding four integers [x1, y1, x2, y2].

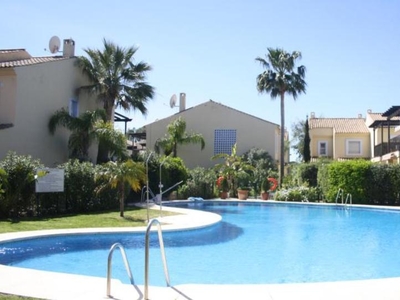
[[309, 118, 369, 133], [0, 56, 71, 68]]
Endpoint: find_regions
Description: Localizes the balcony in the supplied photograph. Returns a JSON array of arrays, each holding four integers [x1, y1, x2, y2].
[[374, 142, 400, 157]]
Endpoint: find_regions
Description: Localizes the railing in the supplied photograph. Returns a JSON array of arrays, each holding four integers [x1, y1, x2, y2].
[[344, 193, 352, 209], [144, 218, 170, 300], [141, 185, 157, 203], [374, 142, 400, 157], [335, 188, 344, 204], [106, 243, 134, 297]]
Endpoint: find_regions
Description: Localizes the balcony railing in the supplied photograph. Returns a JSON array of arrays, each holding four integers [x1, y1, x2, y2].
[[374, 142, 400, 157]]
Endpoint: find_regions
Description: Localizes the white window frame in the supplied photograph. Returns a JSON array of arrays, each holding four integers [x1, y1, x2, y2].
[[69, 99, 79, 118], [346, 139, 362, 156], [318, 141, 328, 156]]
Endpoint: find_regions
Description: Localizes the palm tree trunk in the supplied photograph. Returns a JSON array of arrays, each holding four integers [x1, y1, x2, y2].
[[97, 100, 115, 164], [280, 92, 285, 187], [119, 183, 125, 217]]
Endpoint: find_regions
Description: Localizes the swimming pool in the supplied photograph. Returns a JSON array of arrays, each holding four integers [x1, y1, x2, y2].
[[2, 201, 400, 286]]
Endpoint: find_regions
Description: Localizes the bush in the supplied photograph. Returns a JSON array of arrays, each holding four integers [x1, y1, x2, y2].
[[275, 185, 319, 202], [0, 152, 44, 217], [178, 167, 216, 199]]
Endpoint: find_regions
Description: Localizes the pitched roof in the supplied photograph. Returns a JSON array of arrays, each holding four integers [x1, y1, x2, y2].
[[368, 112, 400, 128], [309, 118, 369, 133], [0, 48, 71, 68]]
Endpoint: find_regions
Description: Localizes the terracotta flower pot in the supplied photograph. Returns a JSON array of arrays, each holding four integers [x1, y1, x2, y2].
[[220, 191, 228, 199], [261, 192, 269, 200], [237, 189, 249, 200]]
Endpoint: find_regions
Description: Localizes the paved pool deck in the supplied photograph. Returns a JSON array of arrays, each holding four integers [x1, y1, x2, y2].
[[1, 201, 400, 300]]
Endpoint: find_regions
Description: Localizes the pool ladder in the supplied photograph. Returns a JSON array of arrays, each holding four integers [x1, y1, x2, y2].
[[335, 188, 352, 209], [106, 218, 171, 300]]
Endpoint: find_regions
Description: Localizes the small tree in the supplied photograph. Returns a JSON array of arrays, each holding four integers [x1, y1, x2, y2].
[[154, 117, 205, 157], [96, 160, 145, 217], [303, 117, 311, 163]]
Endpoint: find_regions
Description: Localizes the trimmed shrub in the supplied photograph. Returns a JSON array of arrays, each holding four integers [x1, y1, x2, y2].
[[0, 152, 43, 217]]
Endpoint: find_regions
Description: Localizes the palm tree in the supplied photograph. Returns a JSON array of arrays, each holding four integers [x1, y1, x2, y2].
[[76, 39, 155, 163], [96, 160, 145, 217], [48, 109, 106, 161], [93, 120, 129, 162], [154, 117, 205, 157], [256, 48, 306, 186]]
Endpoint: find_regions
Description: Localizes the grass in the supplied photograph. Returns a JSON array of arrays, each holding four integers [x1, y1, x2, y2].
[[0, 206, 177, 234], [0, 294, 41, 300], [0, 206, 179, 300]]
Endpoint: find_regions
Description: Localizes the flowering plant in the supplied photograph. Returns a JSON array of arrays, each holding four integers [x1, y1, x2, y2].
[[216, 176, 229, 192]]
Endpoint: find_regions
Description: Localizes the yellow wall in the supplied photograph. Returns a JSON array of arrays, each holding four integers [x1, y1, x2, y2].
[[0, 58, 100, 166], [146, 101, 280, 169]]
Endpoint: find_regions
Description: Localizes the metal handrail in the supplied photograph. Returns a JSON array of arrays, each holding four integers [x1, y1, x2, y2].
[[141, 185, 157, 203], [335, 188, 344, 204], [106, 243, 134, 297], [344, 193, 352, 208], [144, 218, 170, 300]]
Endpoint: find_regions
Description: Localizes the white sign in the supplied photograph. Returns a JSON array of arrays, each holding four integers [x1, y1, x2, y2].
[[35, 168, 65, 193]]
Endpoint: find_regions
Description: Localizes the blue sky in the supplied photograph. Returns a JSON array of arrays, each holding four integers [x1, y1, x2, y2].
[[3, 1, 400, 144]]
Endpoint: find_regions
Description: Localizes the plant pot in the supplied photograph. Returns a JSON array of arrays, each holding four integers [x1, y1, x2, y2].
[[261, 192, 269, 200], [220, 191, 228, 199], [237, 189, 249, 200]]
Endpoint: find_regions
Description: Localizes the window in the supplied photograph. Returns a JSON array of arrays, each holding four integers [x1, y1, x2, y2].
[[69, 99, 79, 117], [214, 129, 236, 155], [318, 141, 328, 156], [346, 139, 362, 155]]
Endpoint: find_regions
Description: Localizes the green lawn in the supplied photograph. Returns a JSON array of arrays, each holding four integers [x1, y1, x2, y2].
[[0, 207, 178, 300], [0, 207, 177, 234], [0, 294, 41, 300]]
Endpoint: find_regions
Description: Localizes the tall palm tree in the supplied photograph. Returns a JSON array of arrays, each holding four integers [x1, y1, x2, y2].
[[48, 109, 106, 161], [96, 160, 145, 217], [154, 117, 205, 157], [256, 48, 306, 186], [76, 39, 155, 163]]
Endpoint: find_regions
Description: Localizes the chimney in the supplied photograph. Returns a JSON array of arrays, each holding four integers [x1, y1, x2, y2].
[[310, 112, 315, 119], [63, 39, 75, 57], [179, 93, 186, 112], [358, 114, 363, 118], [367, 109, 372, 114]]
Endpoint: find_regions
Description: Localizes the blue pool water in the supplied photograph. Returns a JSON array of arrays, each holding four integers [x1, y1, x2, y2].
[[2, 202, 400, 286]]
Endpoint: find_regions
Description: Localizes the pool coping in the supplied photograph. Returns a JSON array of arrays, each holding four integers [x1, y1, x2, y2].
[[2, 200, 400, 300]]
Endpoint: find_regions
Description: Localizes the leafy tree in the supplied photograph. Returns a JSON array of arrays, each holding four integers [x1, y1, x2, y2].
[[93, 120, 129, 162], [154, 117, 205, 157], [242, 148, 277, 194], [291, 119, 305, 162], [48, 108, 106, 161], [96, 160, 145, 217], [303, 117, 311, 162], [256, 48, 307, 186], [76, 39, 155, 163], [212, 143, 254, 196]]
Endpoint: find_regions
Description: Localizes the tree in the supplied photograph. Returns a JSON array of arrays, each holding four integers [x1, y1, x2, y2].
[[48, 109, 106, 161], [291, 119, 306, 162], [96, 160, 145, 217], [154, 117, 205, 157], [256, 48, 307, 186], [303, 117, 311, 163], [76, 39, 155, 163], [212, 143, 254, 196]]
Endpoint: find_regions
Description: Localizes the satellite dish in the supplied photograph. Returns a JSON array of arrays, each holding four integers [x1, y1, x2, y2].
[[49, 36, 61, 54], [170, 94, 177, 108]]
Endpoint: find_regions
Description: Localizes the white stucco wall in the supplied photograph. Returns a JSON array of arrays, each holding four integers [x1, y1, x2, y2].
[[146, 101, 280, 169], [0, 58, 99, 166]]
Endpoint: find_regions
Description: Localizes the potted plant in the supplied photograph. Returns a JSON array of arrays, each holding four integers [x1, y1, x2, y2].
[[260, 177, 271, 200], [236, 171, 251, 200], [216, 176, 229, 199]]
